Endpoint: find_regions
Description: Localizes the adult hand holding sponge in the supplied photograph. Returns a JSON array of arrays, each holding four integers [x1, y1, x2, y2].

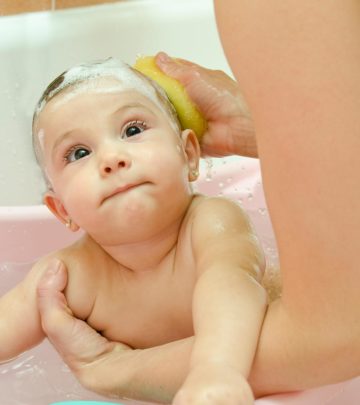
[[135, 53, 257, 158], [134, 55, 207, 140]]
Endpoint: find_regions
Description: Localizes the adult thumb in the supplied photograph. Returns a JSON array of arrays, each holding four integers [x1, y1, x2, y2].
[[37, 259, 70, 319], [37, 259, 108, 365], [37, 260, 78, 347]]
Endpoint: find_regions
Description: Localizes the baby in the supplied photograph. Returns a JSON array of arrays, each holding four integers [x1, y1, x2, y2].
[[1, 58, 267, 404]]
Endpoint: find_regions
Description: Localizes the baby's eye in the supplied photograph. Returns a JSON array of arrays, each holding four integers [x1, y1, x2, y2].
[[64, 146, 90, 163], [123, 121, 147, 138]]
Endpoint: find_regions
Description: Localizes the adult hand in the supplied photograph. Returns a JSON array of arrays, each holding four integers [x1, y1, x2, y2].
[[155, 52, 257, 158], [36, 259, 133, 397]]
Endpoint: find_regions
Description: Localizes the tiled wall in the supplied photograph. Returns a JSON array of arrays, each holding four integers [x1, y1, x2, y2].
[[0, 0, 120, 16]]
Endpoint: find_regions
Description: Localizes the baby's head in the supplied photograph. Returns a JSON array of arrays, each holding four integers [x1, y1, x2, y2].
[[32, 58, 182, 188], [32, 58, 200, 244]]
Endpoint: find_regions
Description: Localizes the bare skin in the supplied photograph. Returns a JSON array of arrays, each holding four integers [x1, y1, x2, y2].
[[154, 52, 257, 159], [3, 194, 264, 404], [1, 194, 256, 354], [1, 76, 268, 404], [36, 0, 360, 401], [214, 0, 360, 394]]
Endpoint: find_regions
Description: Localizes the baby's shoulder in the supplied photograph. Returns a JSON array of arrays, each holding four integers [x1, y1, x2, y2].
[[37, 234, 99, 275], [189, 194, 250, 226], [186, 194, 256, 248]]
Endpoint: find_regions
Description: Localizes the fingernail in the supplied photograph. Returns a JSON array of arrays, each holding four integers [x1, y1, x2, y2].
[[158, 52, 170, 63], [48, 259, 62, 275]]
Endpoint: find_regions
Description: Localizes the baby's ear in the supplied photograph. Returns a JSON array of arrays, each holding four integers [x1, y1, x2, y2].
[[181, 129, 201, 181], [43, 191, 79, 231]]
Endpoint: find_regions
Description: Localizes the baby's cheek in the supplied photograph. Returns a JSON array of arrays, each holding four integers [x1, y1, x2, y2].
[[62, 181, 92, 213]]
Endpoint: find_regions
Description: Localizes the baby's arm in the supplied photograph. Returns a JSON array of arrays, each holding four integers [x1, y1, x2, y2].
[[0, 257, 53, 362], [174, 198, 267, 404]]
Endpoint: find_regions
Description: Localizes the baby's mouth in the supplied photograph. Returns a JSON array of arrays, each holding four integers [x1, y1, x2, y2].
[[101, 182, 148, 204]]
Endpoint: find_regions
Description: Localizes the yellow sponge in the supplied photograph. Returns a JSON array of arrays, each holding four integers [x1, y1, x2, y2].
[[133, 56, 207, 140]]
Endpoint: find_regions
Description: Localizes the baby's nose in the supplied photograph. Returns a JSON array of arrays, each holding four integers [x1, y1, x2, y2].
[[100, 151, 131, 176]]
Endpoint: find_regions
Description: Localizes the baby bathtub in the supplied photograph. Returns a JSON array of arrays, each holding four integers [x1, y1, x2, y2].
[[0, 0, 359, 403]]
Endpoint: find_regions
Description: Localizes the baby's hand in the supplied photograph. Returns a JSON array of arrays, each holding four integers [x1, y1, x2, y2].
[[172, 363, 254, 405]]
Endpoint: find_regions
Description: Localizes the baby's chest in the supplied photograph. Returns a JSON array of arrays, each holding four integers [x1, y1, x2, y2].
[[86, 260, 196, 349]]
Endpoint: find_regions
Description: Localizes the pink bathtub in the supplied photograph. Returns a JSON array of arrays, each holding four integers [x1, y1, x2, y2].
[[0, 0, 358, 403], [1, 158, 359, 404]]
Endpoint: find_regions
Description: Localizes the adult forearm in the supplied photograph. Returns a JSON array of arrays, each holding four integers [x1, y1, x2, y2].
[[131, 338, 192, 403], [112, 298, 359, 402], [80, 337, 193, 404], [215, 0, 360, 395], [249, 299, 360, 398]]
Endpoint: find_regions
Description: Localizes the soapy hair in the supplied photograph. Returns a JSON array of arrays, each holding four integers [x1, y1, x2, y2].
[[32, 57, 181, 189]]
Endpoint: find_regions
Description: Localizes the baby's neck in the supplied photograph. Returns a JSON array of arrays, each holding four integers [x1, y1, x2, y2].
[[95, 215, 186, 273]]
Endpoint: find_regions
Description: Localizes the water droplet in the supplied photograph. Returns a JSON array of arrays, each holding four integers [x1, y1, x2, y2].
[[205, 158, 213, 181], [258, 208, 267, 215], [218, 182, 224, 188], [247, 193, 253, 201]]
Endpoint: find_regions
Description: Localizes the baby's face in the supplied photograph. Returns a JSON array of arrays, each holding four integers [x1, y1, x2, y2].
[[34, 78, 199, 245]]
